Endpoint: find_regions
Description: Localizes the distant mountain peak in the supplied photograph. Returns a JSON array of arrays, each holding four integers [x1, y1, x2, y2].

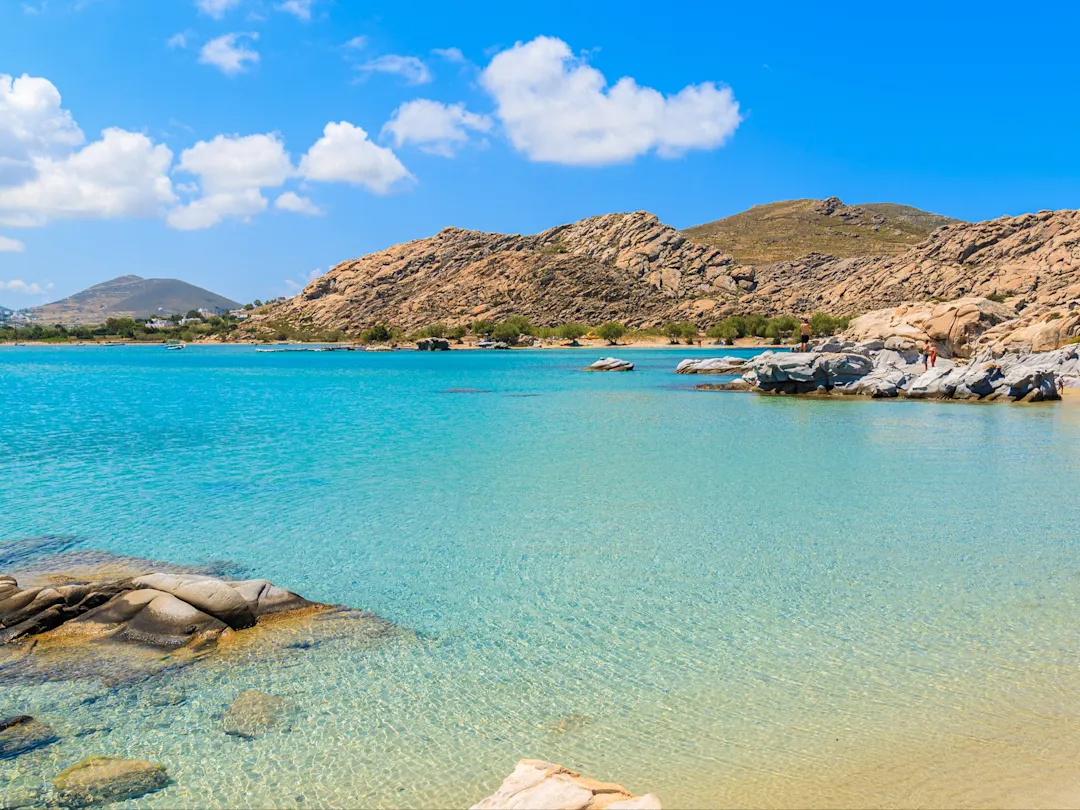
[[29, 277, 239, 324]]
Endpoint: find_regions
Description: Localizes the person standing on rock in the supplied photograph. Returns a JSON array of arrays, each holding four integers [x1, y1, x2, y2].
[[799, 320, 811, 351], [922, 341, 931, 370], [928, 342, 937, 369]]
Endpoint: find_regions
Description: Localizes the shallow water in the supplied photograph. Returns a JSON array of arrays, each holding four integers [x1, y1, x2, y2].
[[2, 346, 1080, 808]]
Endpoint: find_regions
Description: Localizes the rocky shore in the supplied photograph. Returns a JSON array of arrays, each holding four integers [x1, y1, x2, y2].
[[692, 342, 1077, 402]]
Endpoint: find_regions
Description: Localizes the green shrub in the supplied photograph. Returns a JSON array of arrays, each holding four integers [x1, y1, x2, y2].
[[362, 324, 392, 343], [557, 322, 587, 340], [596, 322, 626, 344], [1048, 312, 1063, 321], [447, 325, 468, 340], [470, 319, 495, 336], [421, 322, 448, 339]]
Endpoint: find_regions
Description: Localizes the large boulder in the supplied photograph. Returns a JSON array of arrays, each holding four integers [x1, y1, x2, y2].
[[843, 297, 1017, 357], [675, 357, 746, 374], [741, 352, 872, 394], [584, 358, 635, 372], [472, 760, 661, 810], [53, 758, 168, 807]]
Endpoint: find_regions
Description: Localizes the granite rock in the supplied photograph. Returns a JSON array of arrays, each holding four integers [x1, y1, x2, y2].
[[472, 760, 660, 810], [584, 358, 635, 372], [675, 357, 746, 374], [0, 715, 58, 760]]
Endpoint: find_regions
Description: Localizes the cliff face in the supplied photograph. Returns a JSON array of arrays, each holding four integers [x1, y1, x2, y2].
[[250, 205, 1080, 336]]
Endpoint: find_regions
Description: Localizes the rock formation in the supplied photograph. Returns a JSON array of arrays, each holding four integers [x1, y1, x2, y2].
[[584, 357, 635, 371], [707, 342, 1074, 402], [222, 690, 289, 739], [675, 357, 747, 374], [239, 204, 1080, 347], [1, 567, 393, 683], [472, 760, 660, 810]]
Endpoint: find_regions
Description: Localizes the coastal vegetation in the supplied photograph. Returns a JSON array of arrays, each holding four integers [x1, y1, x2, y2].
[[0, 313, 252, 343]]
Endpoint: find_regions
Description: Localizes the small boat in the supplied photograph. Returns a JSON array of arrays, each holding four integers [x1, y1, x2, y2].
[[165, 340, 185, 350], [165, 343, 186, 351]]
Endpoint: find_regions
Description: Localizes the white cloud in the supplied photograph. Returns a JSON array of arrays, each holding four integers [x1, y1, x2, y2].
[[199, 33, 260, 76], [0, 278, 51, 294], [344, 36, 368, 50], [0, 128, 175, 227], [0, 236, 26, 252], [276, 0, 314, 20], [0, 73, 174, 230], [274, 191, 322, 215], [167, 31, 191, 50], [166, 189, 266, 231], [299, 122, 411, 193], [196, 0, 241, 19], [1, 73, 85, 170], [357, 55, 432, 85], [479, 36, 741, 166], [177, 133, 292, 193], [167, 133, 292, 230], [383, 100, 492, 157], [431, 47, 466, 63]]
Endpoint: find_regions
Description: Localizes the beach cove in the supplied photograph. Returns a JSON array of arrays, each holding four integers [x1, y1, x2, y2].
[[3, 346, 1080, 808]]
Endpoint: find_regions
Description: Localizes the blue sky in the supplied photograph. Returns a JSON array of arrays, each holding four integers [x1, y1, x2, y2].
[[1, 0, 1078, 308]]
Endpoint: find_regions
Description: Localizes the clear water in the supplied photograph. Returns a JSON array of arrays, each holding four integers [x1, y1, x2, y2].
[[3, 346, 1080, 808]]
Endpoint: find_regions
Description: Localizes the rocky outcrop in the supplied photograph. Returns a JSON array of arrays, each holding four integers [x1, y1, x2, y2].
[[53, 757, 168, 807], [841, 297, 1017, 357], [472, 760, 660, 810], [1, 568, 392, 683], [675, 357, 747, 374], [974, 305, 1080, 354], [584, 357, 635, 372], [0, 572, 313, 648], [719, 343, 1068, 402]]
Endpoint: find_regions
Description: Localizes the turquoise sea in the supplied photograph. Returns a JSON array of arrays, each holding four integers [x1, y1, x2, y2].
[[3, 345, 1080, 808]]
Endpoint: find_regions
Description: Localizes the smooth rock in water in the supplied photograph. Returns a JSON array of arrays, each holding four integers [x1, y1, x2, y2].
[[0, 786, 45, 809], [222, 690, 288, 738], [132, 574, 256, 630], [472, 760, 660, 810], [0, 715, 58, 760], [584, 357, 634, 372], [53, 758, 168, 807], [675, 357, 745, 374]]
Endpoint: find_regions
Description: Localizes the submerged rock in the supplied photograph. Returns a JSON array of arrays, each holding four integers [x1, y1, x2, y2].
[[222, 690, 288, 738], [53, 757, 168, 807], [584, 357, 635, 372], [675, 357, 746, 374], [472, 760, 661, 810], [0, 715, 58, 760]]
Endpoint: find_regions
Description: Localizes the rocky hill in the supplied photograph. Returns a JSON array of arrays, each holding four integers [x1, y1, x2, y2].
[[245, 201, 1080, 340], [30, 276, 240, 324], [252, 212, 747, 333], [683, 197, 960, 264], [747, 207, 1080, 315]]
